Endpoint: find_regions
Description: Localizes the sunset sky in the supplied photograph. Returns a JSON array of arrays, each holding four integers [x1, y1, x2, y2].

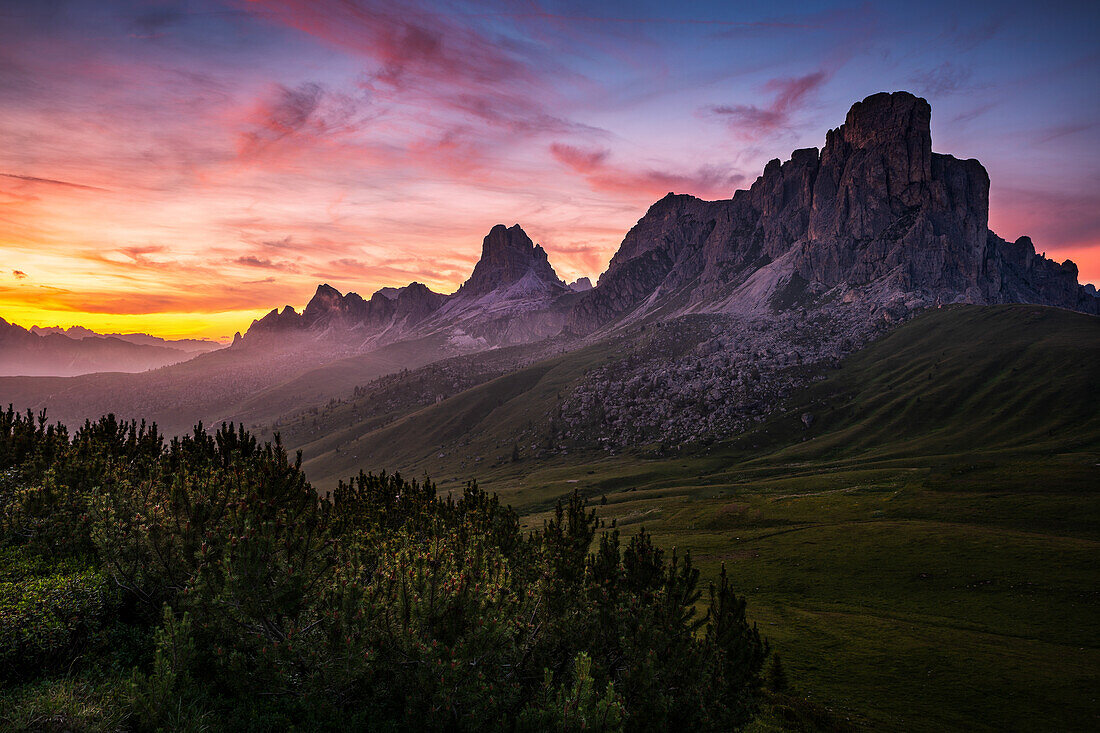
[[1, 0, 1097, 340]]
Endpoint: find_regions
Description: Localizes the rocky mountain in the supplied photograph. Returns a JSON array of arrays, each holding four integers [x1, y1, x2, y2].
[[240, 92, 1095, 354], [241, 281, 447, 349], [422, 224, 573, 346], [235, 93, 1097, 357], [453, 224, 566, 299], [0, 318, 215, 377], [567, 91, 1098, 332], [239, 222, 574, 351], [233, 90, 1098, 460]]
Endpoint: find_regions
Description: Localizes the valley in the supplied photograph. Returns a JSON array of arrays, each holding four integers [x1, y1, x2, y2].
[[167, 302, 1096, 730], [379, 304, 1097, 731]]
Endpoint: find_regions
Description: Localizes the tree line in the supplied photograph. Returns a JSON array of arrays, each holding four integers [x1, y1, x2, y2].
[[1, 406, 766, 731]]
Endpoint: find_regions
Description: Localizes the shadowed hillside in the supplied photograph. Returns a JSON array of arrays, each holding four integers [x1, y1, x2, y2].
[[287, 304, 1099, 732], [296, 305, 1099, 488], [744, 303, 1100, 460]]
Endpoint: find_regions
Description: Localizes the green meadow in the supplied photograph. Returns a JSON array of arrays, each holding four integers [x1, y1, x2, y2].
[[304, 305, 1099, 730]]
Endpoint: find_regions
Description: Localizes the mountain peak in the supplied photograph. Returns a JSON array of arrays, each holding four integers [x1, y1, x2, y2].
[[568, 277, 593, 292], [568, 90, 1098, 331], [842, 91, 930, 151], [304, 283, 342, 312], [301, 284, 369, 328], [458, 223, 565, 298], [481, 224, 534, 259]]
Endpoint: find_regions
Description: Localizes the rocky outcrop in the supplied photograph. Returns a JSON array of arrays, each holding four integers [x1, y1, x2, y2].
[[301, 283, 368, 326], [567, 91, 1098, 331], [239, 223, 571, 349], [982, 234, 1099, 313], [456, 224, 566, 299], [251, 305, 302, 333], [795, 92, 990, 297], [568, 277, 593, 292], [424, 224, 572, 345], [567, 194, 728, 330], [242, 281, 446, 347]]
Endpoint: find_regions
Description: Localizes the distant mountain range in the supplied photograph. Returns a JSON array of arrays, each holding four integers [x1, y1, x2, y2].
[[2, 91, 1095, 442], [239, 223, 582, 351], [0, 320, 222, 377], [29, 325, 221, 354]]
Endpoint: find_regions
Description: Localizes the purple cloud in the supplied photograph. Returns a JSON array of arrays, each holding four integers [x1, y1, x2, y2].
[[706, 70, 830, 139]]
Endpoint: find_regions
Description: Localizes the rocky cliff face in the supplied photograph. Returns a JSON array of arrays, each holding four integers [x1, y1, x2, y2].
[[983, 234, 1100, 312], [240, 223, 570, 350], [568, 91, 1098, 332], [243, 281, 446, 348], [242, 91, 1095, 350], [456, 224, 566, 299], [423, 224, 572, 345], [795, 92, 989, 297]]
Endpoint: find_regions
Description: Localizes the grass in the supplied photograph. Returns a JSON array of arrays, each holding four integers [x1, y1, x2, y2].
[[297, 334, 629, 486], [494, 453, 1100, 731], [0, 673, 131, 733], [295, 304, 1100, 730]]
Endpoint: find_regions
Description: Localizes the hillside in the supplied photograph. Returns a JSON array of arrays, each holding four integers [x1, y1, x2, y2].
[[216, 334, 464, 431], [299, 304, 1099, 486], [742, 304, 1100, 459], [293, 304, 1100, 732]]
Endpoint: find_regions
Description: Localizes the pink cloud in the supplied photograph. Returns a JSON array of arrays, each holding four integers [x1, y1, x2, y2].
[[990, 186, 1100, 284], [234, 255, 299, 271], [550, 142, 744, 200], [249, 1, 558, 110], [549, 143, 611, 173], [706, 70, 830, 139]]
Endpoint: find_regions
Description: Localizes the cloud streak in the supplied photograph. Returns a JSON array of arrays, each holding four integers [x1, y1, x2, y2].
[[0, 173, 110, 192], [705, 70, 830, 139], [550, 142, 744, 200]]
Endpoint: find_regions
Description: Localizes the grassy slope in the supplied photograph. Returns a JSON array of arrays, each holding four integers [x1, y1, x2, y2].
[[300, 304, 1100, 731], [297, 335, 628, 486], [742, 303, 1100, 459]]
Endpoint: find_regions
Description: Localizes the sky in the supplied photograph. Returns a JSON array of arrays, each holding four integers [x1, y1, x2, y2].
[[1, 0, 1097, 340]]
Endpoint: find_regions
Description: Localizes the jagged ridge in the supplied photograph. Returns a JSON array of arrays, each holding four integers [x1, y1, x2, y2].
[[241, 91, 1096, 350], [240, 222, 572, 350], [568, 92, 1098, 331]]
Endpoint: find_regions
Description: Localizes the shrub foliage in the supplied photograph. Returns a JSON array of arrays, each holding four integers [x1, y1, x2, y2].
[[0, 406, 766, 730]]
